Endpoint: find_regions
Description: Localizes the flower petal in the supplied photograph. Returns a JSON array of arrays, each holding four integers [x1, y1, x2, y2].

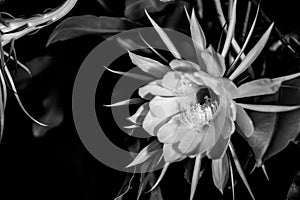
[[237, 103, 300, 112], [190, 9, 207, 72], [178, 131, 205, 155], [221, 117, 235, 139], [104, 98, 143, 107], [212, 154, 229, 194], [201, 45, 226, 77], [221, 0, 237, 57], [157, 115, 189, 144], [142, 110, 168, 136], [149, 96, 182, 118], [212, 103, 227, 141], [169, 59, 200, 72], [197, 125, 216, 154], [229, 23, 274, 80], [163, 143, 185, 162], [162, 71, 182, 90], [190, 9, 206, 51], [139, 82, 174, 99], [126, 140, 161, 168], [237, 72, 300, 98], [128, 51, 170, 78], [145, 10, 182, 59], [207, 133, 230, 160], [222, 79, 240, 99], [235, 104, 254, 137]]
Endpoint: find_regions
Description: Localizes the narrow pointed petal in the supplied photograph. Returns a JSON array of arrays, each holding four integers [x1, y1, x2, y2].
[[229, 158, 235, 200], [190, 154, 202, 200], [221, 0, 237, 57], [229, 142, 255, 200], [261, 164, 270, 181], [104, 98, 143, 107], [127, 103, 149, 125], [0, 87, 4, 142], [4, 67, 47, 127], [184, 6, 191, 22], [145, 10, 182, 59], [237, 72, 300, 98], [126, 140, 161, 168], [229, 3, 260, 72], [139, 33, 169, 63], [212, 154, 229, 194], [104, 66, 154, 81], [149, 162, 170, 192], [128, 51, 170, 78], [237, 103, 300, 112], [236, 104, 254, 137], [190, 9, 206, 51], [229, 23, 274, 80]]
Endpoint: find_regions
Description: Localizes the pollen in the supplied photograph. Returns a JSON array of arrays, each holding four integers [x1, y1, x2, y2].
[[181, 96, 218, 131]]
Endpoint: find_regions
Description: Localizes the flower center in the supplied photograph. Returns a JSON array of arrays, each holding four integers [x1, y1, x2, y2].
[[181, 87, 219, 132]]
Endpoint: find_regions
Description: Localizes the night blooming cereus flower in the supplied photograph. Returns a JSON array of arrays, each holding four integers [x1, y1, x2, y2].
[[106, 1, 300, 199]]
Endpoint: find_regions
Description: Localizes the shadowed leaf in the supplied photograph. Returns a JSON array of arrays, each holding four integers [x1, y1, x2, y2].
[[47, 15, 141, 45]]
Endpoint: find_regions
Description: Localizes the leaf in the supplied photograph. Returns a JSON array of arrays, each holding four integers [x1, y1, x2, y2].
[[229, 23, 274, 80], [128, 51, 170, 78], [47, 15, 141, 45], [245, 78, 300, 165], [127, 140, 162, 168], [145, 10, 182, 59], [125, 0, 175, 20], [212, 154, 229, 194]]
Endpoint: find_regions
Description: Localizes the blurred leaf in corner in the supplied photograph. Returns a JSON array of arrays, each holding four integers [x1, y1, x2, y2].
[[47, 15, 142, 46], [287, 171, 300, 200]]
